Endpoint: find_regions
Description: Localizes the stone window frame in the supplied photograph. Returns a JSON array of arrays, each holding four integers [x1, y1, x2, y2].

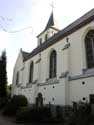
[[16, 71, 19, 85], [29, 61, 34, 83], [49, 50, 57, 78], [85, 30, 94, 69]]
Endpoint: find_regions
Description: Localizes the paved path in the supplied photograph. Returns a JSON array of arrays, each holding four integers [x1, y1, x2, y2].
[[0, 110, 62, 125], [0, 115, 16, 125], [0, 114, 62, 125], [0, 110, 21, 125]]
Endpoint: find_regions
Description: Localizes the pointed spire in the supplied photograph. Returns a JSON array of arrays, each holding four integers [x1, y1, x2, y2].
[[37, 11, 59, 37], [45, 11, 54, 30], [20, 48, 22, 52]]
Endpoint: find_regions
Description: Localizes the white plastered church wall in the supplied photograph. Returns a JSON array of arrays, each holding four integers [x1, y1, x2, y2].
[[69, 21, 94, 104], [70, 77, 94, 104], [20, 54, 40, 103], [18, 35, 69, 105], [69, 21, 94, 76], [36, 38, 68, 105], [11, 49, 24, 96], [12, 9, 94, 106]]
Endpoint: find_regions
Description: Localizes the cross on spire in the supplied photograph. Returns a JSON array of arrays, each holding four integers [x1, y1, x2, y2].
[[50, 1, 55, 12]]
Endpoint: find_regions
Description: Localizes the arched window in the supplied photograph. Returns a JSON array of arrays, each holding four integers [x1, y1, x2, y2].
[[85, 30, 94, 69], [16, 72, 19, 85], [49, 50, 57, 78], [29, 62, 34, 83]]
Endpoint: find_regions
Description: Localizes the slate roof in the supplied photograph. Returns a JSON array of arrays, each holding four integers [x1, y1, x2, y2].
[[45, 12, 54, 30], [24, 8, 94, 61], [22, 51, 29, 61]]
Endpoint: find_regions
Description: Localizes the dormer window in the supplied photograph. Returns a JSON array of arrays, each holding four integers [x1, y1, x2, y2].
[[45, 34, 48, 41], [39, 38, 42, 45]]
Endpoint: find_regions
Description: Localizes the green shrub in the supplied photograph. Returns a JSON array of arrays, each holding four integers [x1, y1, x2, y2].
[[11, 95, 28, 107], [3, 95, 28, 116]]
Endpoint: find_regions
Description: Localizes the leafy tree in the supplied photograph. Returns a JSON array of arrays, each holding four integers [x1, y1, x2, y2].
[[0, 50, 7, 98], [7, 84, 11, 98]]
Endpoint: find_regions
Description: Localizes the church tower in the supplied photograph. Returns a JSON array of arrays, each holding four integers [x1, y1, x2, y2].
[[37, 11, 60, 46]]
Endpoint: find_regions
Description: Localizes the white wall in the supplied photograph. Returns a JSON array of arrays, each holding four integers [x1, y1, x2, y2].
[[38, 79, 66, 105], [69, 21, 94, 76], [12, 20, 94, 105], [70, 77, 94, 104], [24, 54, 39, 84], [11, 50, 24, 96]]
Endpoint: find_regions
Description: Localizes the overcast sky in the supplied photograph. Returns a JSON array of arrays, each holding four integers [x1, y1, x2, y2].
[[0, 0, 94, 84]]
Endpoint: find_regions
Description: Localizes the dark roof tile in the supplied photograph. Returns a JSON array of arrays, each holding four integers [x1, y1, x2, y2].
[[22, 51, 29, 61]]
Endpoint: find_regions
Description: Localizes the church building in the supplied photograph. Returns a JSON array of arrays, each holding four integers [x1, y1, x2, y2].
[[12, 8, 94, 105]]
